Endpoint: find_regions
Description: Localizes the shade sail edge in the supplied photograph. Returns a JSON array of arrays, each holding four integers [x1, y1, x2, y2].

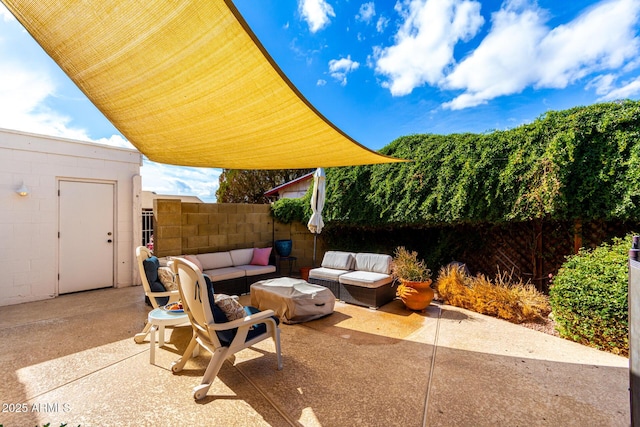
[[2, 0, 407, 169]]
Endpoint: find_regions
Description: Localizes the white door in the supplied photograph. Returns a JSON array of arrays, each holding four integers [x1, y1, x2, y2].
[[59, 180, 115, 294]]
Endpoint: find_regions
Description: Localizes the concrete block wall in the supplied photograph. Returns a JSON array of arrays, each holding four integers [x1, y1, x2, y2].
[[154, 200, 326, 271]]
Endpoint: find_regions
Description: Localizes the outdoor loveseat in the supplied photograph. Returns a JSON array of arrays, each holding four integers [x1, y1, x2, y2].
[[308, 251, 395, 309]]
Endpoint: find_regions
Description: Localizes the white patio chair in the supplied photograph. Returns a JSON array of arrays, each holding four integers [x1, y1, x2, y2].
[[170, 257, 283, 400], [133, 246, 180, 343]]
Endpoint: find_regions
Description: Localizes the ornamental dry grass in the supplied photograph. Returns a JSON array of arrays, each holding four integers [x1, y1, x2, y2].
[[435, 265, 551, 324]]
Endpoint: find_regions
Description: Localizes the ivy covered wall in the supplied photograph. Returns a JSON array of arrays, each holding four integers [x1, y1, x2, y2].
[[324, 100, 640, 225], [272, 101, 640, 290]]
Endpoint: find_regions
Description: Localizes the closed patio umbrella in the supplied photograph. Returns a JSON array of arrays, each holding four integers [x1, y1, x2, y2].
[[307, 168, 326, 267]]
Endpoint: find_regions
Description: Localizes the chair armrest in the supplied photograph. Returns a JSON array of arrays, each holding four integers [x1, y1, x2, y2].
[[145, 289, 179, 298], [208, 309, 276, 331]]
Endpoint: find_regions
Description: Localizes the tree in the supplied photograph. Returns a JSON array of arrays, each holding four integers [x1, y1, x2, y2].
[[216, 169, 314, 203]]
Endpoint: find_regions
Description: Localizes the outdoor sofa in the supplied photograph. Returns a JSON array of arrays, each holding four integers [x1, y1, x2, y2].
[[140, 247, 278, 300], [308, 251, 395, 309], [176, 248, 278, 295]]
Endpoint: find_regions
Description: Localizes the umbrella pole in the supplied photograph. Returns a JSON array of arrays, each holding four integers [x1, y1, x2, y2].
[[313, 233, 317, 267]]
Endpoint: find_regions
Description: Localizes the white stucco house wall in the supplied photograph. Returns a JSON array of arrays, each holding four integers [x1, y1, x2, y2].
[[0, 128, 142, 307]]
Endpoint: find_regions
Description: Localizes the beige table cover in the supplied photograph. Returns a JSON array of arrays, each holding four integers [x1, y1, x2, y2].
[[250, 277, 335, 324]]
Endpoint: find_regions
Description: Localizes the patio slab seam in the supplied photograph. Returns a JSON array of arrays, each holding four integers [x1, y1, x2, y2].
[[234, 362, 300, 427], [423, 303, 443, 427], [24, 347, 149, 402]]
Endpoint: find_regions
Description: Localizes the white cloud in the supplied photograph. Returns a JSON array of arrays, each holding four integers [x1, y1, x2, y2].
[[586, 74, 617, 96], [357, 2, 376, 23], [376, 16, 390, 33], [598, 76, 640, 100], [0, 61, 92, 141], [443, 0, 640, 109], [299, 0, 335, 33], [374, 0, 485, 96], [328, 55, 360, 85], [94, 135, 135, 150], [443, 1, 546, 109], [317, 79, 327, 86], [140, 161, 220, 203]]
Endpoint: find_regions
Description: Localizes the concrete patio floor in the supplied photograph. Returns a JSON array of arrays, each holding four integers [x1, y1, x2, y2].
[[0, 286, 630, 426]]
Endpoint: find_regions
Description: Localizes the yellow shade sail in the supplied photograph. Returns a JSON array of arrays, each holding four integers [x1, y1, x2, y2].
[[2, 0, 405, 169]]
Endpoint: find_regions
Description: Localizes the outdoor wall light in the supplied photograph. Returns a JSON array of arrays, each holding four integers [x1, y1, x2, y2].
[[16, 182, 29, 197]]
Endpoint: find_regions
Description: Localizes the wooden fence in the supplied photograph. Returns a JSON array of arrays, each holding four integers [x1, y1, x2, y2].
[[323, 219, 639, 293]]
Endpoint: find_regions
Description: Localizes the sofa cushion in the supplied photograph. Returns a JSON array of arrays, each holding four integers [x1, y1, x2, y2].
[[203, 267, 245, 282], [338, 270, 392, 288], [198, 252, 233, 270], [321, 251, 356, 270], [354, 253, 392, 274], [143, 256, 160, 282], [142, 256, 168, 305], [237, 264, 277, 277], [230, 248, 254, 266], [184, 255, 203, 271], [308, 267, 350, 281], [250, 247, 272, 266]]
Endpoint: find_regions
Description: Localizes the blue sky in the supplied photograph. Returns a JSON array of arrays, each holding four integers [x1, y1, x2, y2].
[[2, 0, 640, 202]]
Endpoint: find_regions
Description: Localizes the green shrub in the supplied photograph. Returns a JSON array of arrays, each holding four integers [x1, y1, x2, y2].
[[549, 235, 631, 356]]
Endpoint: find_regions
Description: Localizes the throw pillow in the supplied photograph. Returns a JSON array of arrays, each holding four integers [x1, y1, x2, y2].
[[214, 294, 246, 321], [157, 267, 178, 291], [184, 255, 203, 271], [250, 247, 272, 266]]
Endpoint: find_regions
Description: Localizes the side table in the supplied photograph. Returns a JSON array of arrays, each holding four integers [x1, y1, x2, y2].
[[276, 255, 297, 276], [147, 307, 191, 364]]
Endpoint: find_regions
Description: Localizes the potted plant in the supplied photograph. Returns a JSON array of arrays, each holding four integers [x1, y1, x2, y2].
[[391, 246, 434, 311]]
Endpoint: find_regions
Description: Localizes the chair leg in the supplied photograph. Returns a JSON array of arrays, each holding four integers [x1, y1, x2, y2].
[[158, 325, 166, 347], [273, 327, 283, 370], [193, 343, 200, 357], [171, 335, 199, 373], [134, 322, 152, 344], [149, 325, 158, 364], [193, 347, 229, 400]]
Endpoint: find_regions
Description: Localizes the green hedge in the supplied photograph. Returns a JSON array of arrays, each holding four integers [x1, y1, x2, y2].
[[321, 100, 640, 226], [549, 234, 630, 355]]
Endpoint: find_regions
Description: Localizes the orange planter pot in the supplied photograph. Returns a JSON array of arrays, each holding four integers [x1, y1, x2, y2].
[[300, 266, 312, 281], [396, 279, 434, 311]]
